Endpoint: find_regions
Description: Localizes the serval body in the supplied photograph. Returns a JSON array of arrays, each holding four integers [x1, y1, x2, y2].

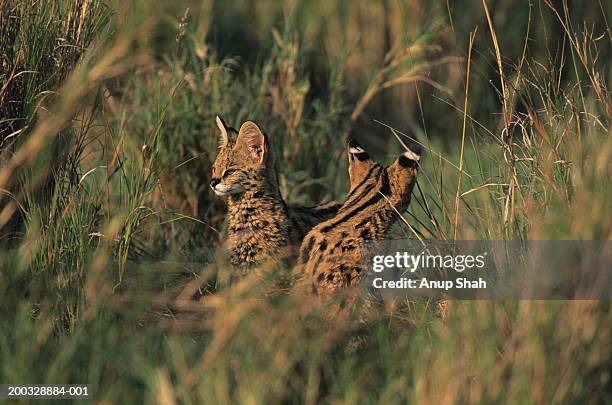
[[210, 117, 339, 268], [296, 143, 420, 294]]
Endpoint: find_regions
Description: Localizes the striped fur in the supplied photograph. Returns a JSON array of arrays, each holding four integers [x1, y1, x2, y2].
[[296, 143, 420, 294], [210, 117, 340, 267]]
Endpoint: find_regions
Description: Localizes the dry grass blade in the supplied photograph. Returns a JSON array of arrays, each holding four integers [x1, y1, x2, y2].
[[453, 29, 476, 240]]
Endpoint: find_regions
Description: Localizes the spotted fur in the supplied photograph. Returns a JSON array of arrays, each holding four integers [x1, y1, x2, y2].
[[210, 117, 341, 268], [296, 144, 420, 294]]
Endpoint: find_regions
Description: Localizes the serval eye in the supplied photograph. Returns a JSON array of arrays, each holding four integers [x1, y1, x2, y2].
[[222, 168, 237, 177]]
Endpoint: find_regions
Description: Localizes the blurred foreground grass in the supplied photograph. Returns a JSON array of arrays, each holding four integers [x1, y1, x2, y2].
[[0, 0, 610, 403]]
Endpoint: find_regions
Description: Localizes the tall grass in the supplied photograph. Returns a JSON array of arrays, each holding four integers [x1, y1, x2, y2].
[[0, 0, 610, 403]]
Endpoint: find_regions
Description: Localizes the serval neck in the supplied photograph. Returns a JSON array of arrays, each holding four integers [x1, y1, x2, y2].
[[226, 189, 288, 233]]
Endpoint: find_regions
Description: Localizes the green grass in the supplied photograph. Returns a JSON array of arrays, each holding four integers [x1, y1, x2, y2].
[[0, 0, 610, 403]]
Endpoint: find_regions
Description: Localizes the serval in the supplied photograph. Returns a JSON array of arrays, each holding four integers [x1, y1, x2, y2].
[[210, 117, 340, 269]]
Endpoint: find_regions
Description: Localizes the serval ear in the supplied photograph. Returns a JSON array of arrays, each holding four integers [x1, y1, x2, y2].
[[215, 115, 236, 148], [237, 121, 267, 164]]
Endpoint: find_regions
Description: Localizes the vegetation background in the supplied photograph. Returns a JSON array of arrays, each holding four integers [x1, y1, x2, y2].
[[0, 0, 610, 403]]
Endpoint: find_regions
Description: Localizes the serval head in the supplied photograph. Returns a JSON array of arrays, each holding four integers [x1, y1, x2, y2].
[[210, 118, 278, 198]]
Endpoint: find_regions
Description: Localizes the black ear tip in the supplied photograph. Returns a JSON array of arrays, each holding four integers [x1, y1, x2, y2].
[[398, 147, 421, 168]]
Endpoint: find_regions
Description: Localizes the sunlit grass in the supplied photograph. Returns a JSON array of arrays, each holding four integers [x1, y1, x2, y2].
[[0, 0, 610, 403]]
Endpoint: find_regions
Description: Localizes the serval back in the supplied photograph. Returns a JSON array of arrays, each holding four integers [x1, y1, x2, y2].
[[296, 142, 420, 294]]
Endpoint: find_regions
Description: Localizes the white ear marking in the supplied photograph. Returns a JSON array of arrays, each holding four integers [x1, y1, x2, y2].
[[349, 145, 365, 154], [403, 148, 420, 161]]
